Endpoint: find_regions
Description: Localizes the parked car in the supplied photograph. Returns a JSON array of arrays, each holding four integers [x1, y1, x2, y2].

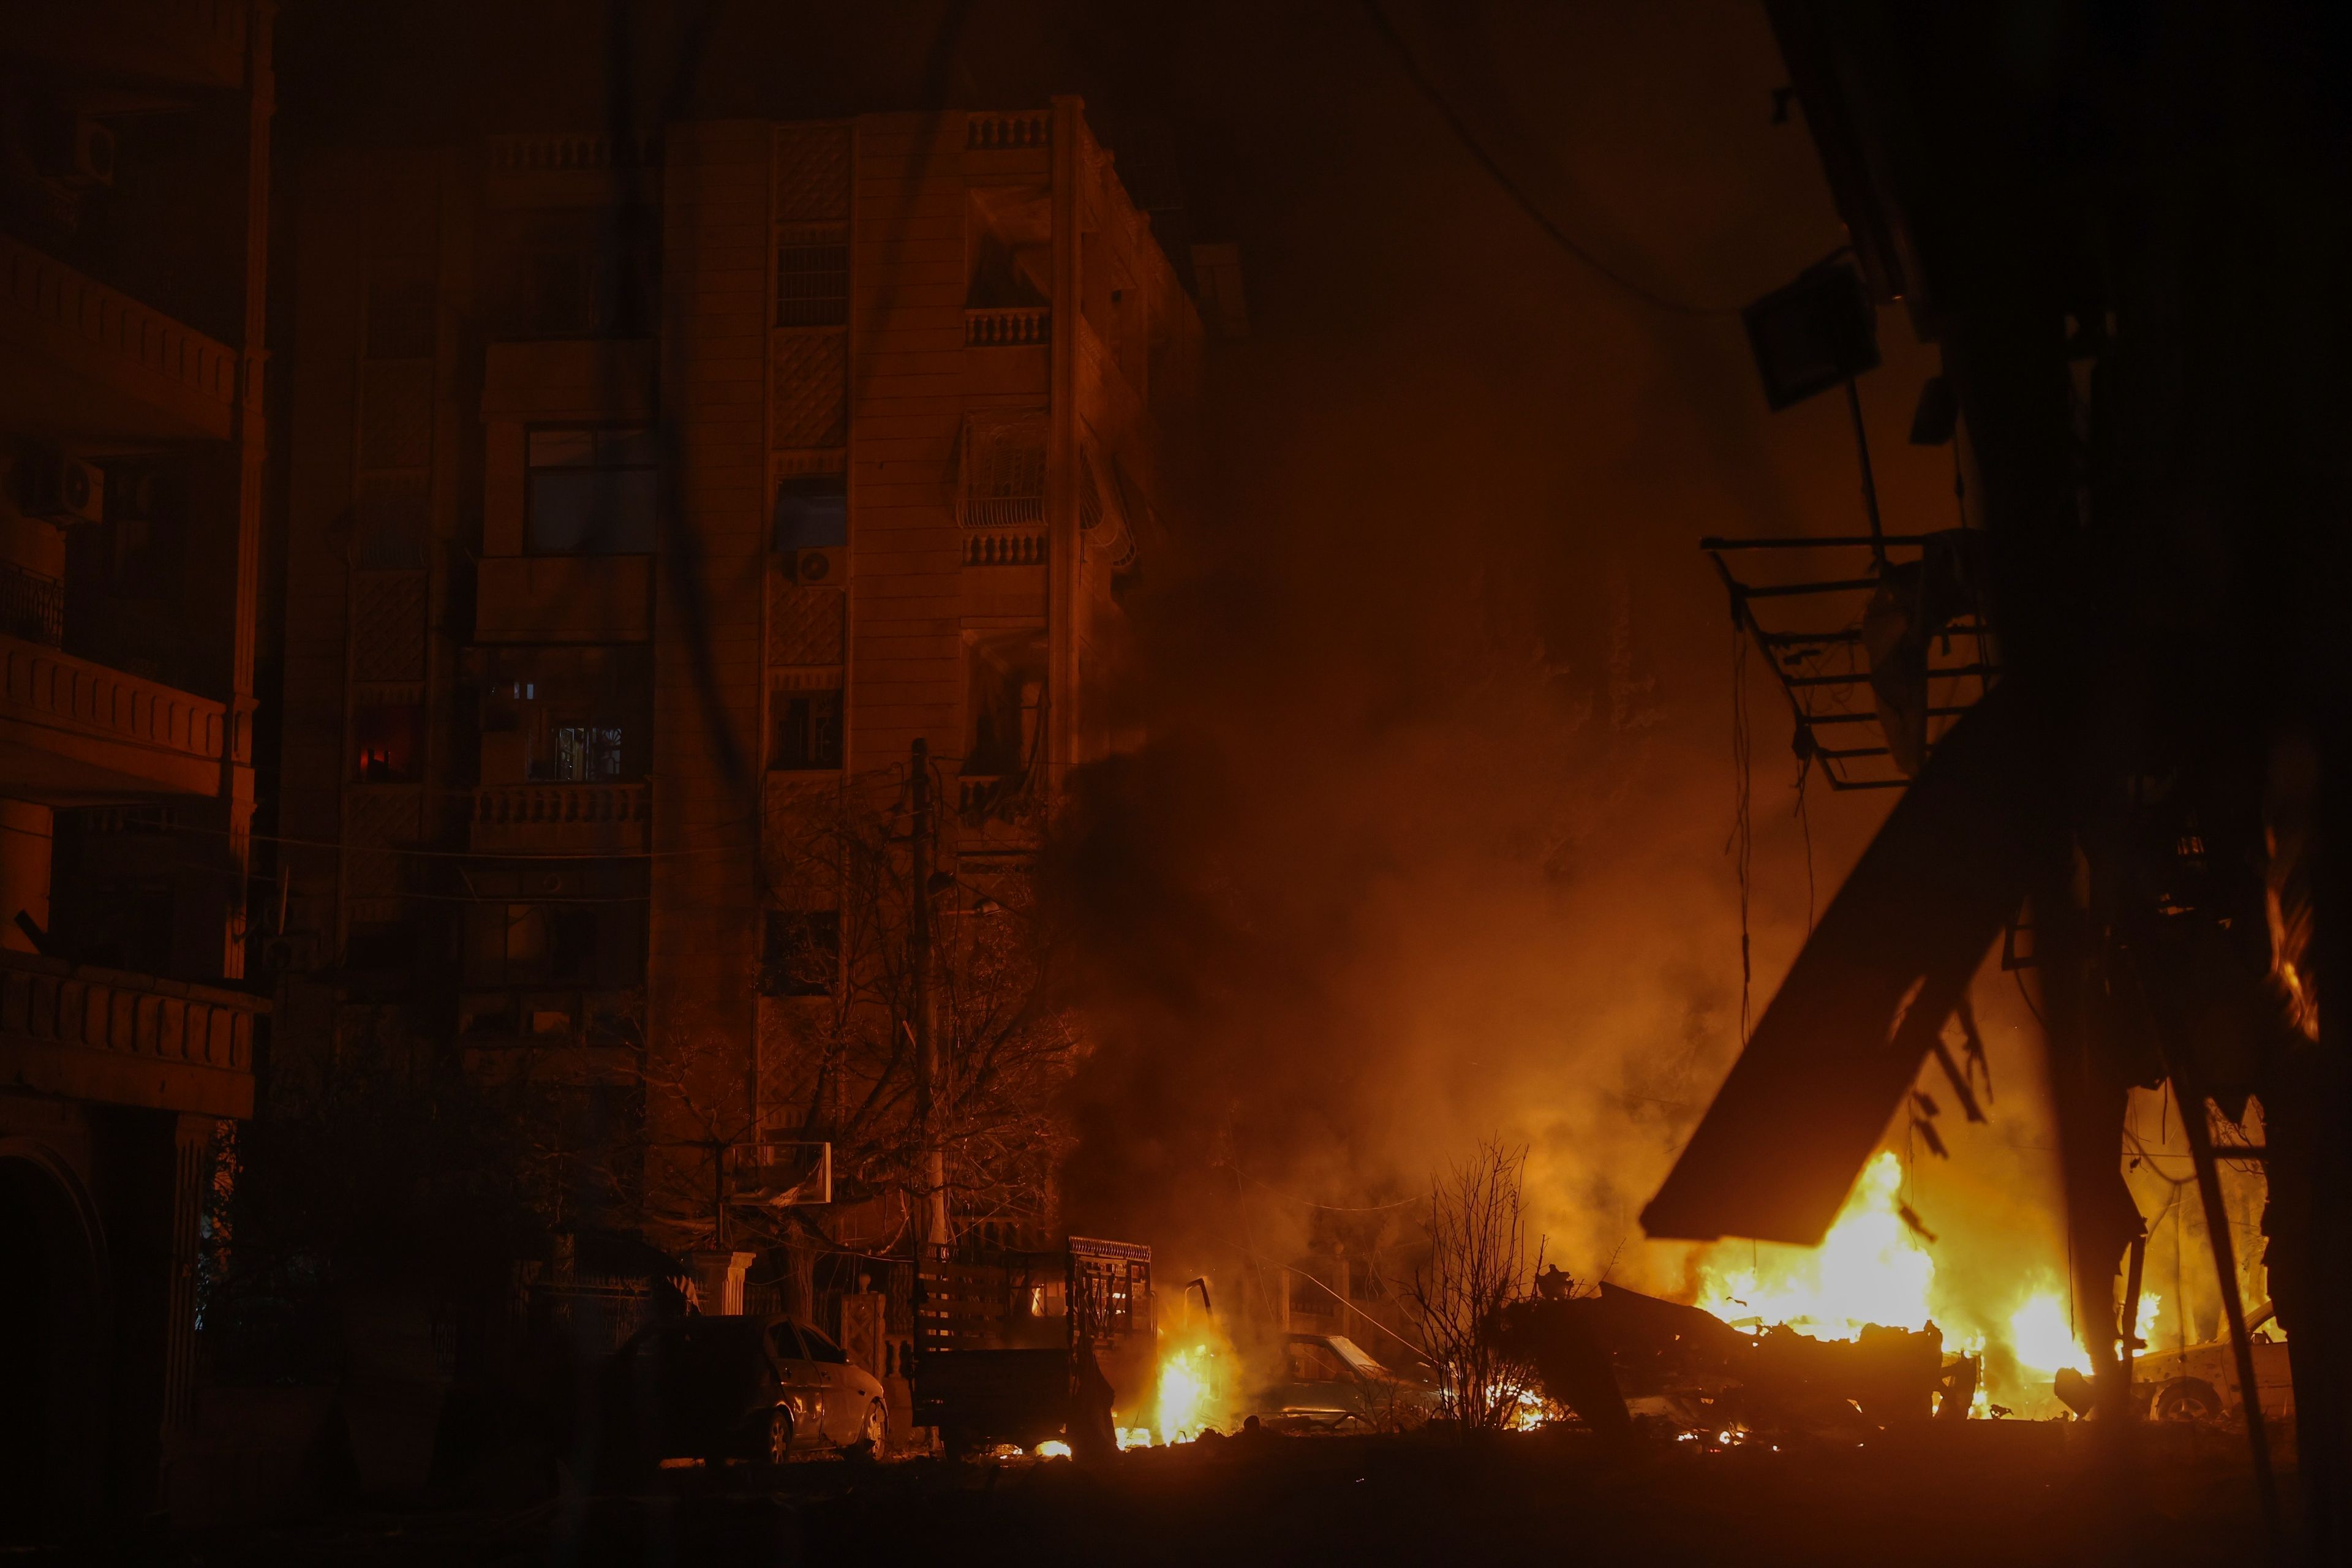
[[601, 1314, 888, 1471], [1248, 1333, 1441, 1432]]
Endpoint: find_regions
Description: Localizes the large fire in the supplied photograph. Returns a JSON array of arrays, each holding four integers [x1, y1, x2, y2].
[[1158, 1346, 1215, 1442], [1695, 1153, 1933, 1340], [1693, 1149, 2154, 1409]]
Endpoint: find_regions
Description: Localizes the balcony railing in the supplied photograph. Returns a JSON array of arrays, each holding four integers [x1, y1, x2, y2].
[[0, 633, 231, 797], [0, 948, 262, 1119], [963, 529, 1046, 567], [0, 231, 239, 442], [472, 781, 651, 853], [967, 111, 1051, 151], [965, 307, 1050, 348]]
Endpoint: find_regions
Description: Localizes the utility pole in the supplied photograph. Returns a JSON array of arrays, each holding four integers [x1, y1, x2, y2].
[[910, 739, 949, 1254]]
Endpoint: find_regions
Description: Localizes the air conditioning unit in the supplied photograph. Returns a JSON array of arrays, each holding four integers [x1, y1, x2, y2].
[[16, 449, 104, 525], [793, 546, 846, 584]]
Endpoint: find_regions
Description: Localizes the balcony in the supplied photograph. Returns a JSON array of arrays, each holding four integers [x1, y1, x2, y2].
[[0, 634, 231, 804], [0, 949, 260, 1120], [0, 232, 241, 444], [471, 781, 651, 855]]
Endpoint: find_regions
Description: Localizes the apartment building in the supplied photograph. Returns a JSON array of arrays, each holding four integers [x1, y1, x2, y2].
[[0, 0, 273, 1540], [276, 101, 1197, 1279]]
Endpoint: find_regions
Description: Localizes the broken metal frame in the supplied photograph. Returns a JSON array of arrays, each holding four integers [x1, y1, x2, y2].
[[1705, 534, 2000, 791]]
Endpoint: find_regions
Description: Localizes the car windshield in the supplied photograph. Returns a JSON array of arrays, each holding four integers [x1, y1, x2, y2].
[[800, 1324, 850, 1364], [1325, 1336, 1385, 1379]]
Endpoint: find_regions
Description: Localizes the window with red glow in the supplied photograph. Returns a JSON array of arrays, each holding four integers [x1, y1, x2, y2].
[[353, 703, 422, 781]]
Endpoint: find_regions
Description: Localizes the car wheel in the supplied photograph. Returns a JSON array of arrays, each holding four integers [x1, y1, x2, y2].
[[762, 1407, 794, 1466], [848, 1398, 888, 1459], [2154, 1377, 2225, 1422]]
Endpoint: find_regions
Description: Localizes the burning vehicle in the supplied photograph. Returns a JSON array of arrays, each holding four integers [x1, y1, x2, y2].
[[2127, 1305, 2293, 1425], [914, 1235, 1155, 1456], [1244, 1332, 1443, 1433]]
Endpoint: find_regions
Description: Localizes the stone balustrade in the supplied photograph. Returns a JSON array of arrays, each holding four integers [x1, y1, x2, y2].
[[0, 230, 239, 441], [967, 111, 1051, 150], [472, 781, 652, 853], [0, 949, 262, 1119], [0, 634, 232, 797], [966, 307, 1050, 348], [963, 530, 1047, 567]]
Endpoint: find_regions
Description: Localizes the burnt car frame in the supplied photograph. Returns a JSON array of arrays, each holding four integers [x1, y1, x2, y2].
[[1247, 1332, 1441, 1432]]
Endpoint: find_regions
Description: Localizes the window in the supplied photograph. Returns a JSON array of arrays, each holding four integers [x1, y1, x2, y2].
[[768, 1322, 810, 1360], [773, 474, 848, 552], [963, 631, 1046, 776], [771, 690, 843, 771], [527, 428, 657, 554], [761, 910, 840, 997], [353, 702, 423, 781], [1286, 1341, 1346, 1382], [473, 646, 650, 783], [775, 229, 849, 326], [554, 725, 625, 782], [957, 410, 1047, 529], [800, 1325, 851, 1365]]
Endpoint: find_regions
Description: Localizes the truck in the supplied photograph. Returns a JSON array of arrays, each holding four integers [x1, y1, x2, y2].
[[912, 1234, 1153, 1455]]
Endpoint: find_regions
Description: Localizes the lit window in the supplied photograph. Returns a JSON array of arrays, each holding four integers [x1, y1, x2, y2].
[[353, 702, 423, 781], [554, 725, 625, 782]]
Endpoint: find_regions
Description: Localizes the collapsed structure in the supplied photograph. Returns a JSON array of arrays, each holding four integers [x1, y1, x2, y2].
[[1644, 0, 2352, 1551]]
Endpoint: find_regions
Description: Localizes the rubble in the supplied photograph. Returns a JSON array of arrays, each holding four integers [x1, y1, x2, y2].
[[1499, 1286, 1969, 1443]]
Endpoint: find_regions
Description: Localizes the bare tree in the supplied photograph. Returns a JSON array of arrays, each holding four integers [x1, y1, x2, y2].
[[1408, 1138, 1539, 1433], [756, 765, 1080, 1240]]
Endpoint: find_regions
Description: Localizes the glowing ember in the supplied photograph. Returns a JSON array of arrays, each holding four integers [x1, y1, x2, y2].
[[1115, 1426, 1155, 1450], [1695, 1153, 1933, 1340], [1033, 1439, 1072, 1459]]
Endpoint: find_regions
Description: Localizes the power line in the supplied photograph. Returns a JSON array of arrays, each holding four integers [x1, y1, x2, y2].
[[1361, 0, 1743, 318]]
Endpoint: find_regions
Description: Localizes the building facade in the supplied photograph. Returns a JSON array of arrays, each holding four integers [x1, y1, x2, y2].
[[0, 0, 273, 1540], [276, 102, 1196, 1287]]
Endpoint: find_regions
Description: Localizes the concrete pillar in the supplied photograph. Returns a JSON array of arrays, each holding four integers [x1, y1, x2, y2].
[[689, 1250, 755, 1315], [0, 800, 53, 952]]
